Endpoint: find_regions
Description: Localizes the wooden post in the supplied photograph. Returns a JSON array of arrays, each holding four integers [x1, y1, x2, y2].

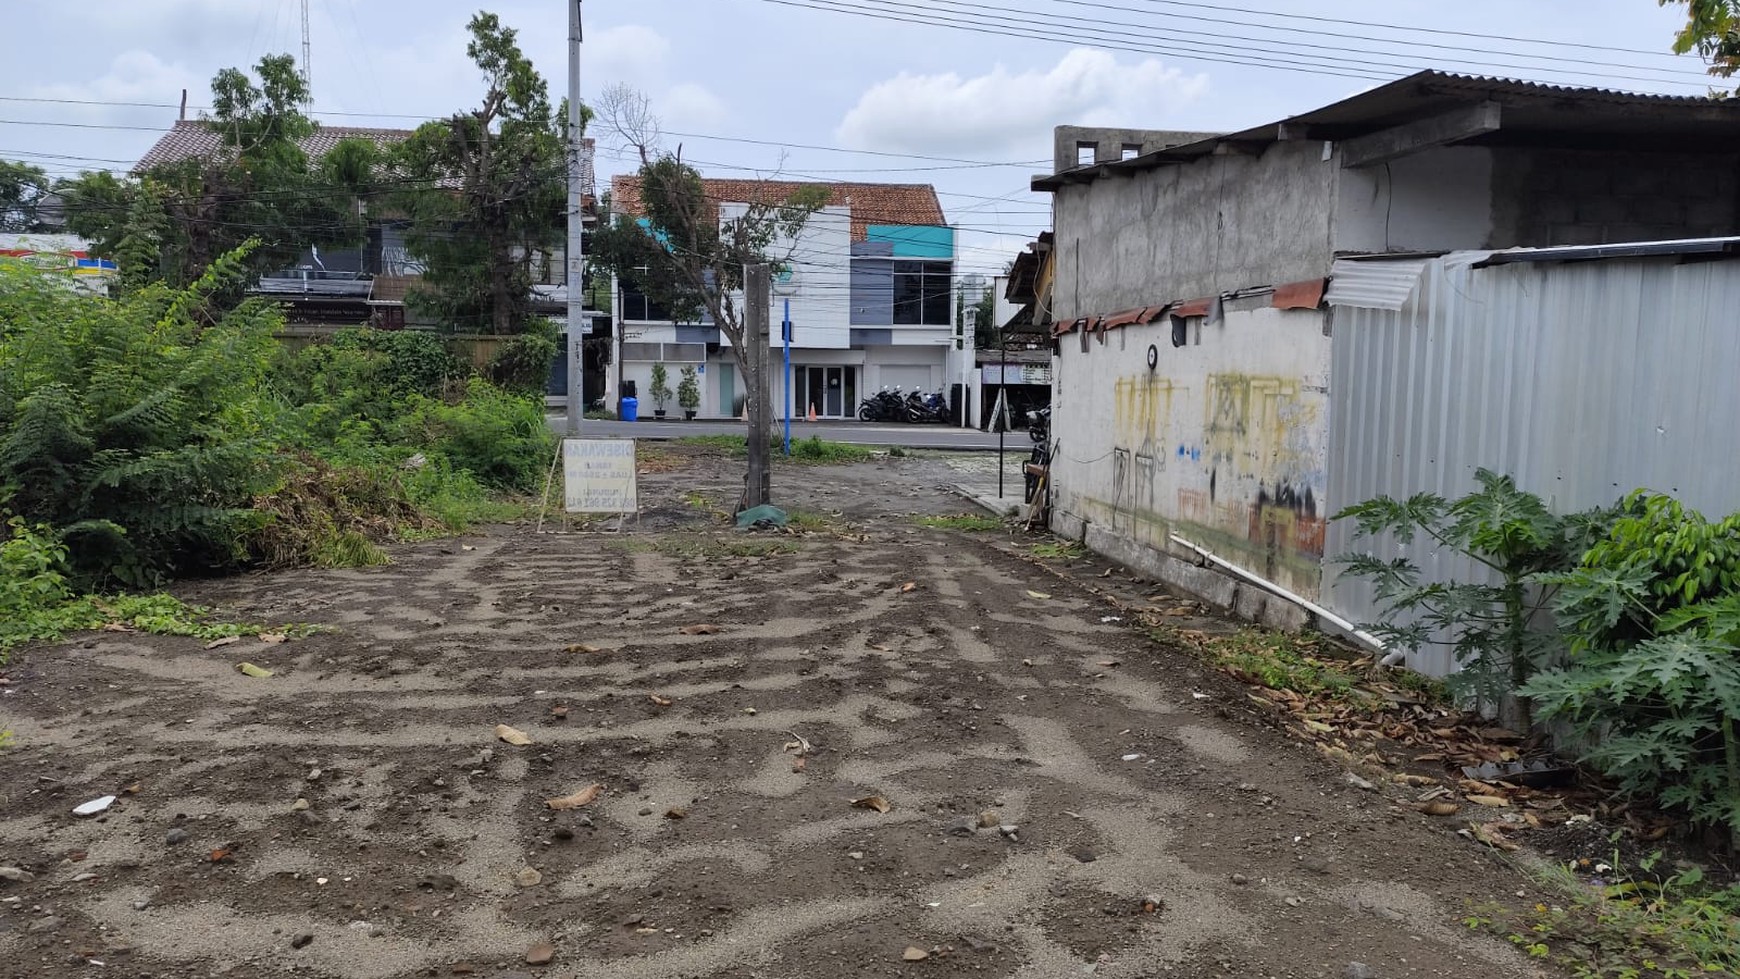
[[742, 263, 773, 511]]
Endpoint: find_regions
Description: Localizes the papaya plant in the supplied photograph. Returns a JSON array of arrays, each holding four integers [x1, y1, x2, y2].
[[1334, 469, 1615, 723]]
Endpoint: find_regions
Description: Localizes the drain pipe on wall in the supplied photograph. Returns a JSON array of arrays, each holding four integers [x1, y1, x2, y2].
[[1167, 533, 1408, 667]]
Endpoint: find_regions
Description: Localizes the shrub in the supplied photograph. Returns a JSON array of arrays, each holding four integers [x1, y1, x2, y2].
[[485, 319, 558, 394], [1522, 493, 1740, 844], [649, 363, 672, 413], [0, 252, 282, 586], [271, 327, 460, 449], [677, 365, 701, 412], [1334, 469, 1615, 722], [396, 378, 554, 493]]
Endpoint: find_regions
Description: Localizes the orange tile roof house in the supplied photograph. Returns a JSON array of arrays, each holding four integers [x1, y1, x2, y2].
[[603, 175, 965, 423]]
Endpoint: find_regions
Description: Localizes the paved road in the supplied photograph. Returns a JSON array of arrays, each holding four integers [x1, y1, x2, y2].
[[547, 414, 1028, 451]]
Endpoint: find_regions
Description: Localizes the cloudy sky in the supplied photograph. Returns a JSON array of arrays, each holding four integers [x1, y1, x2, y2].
[[2, 0, 1713, 274]]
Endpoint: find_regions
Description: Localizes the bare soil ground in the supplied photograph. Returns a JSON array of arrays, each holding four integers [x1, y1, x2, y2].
[[0, 446, 1559, 979]]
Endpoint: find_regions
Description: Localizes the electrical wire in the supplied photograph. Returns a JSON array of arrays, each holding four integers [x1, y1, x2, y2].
[[755, 0, 1713, 91]]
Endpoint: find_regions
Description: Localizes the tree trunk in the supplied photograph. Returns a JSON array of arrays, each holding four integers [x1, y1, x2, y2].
[[740, 264, 773, 512]]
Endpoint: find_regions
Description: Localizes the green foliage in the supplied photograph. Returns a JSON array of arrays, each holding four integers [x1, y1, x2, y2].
[[1030, 539, 1088, 559], [677, 365, 701, 412], [0, 518, 273, 659], [649, 363, 672, 411], [0, 250, 282, 586], [273, 328, 461, 449], [789, 435, 873, 463], [0, 159, 53, 233], [1663, 0, 1740, 85], [396, 378, 554, 493], [485, 318, 558, 393], [918, 513, 1004, 531], [1470, 848, 1740, 978], [1521, 492, 1740, 842], [1334, 469, 1615, 719], [391, 12, 565, 334]]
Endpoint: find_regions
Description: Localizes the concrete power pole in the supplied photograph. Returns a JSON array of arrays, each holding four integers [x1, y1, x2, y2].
[[742, 264, 773, 511], [565, 0, 585, 436]]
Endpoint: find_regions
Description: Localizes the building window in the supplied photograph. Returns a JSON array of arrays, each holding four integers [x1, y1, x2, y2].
[[893, 261, 952, 326], [1076, 141, 1096, 167], [620, 279, 673, 322], [1121, 143, 1142, 161]]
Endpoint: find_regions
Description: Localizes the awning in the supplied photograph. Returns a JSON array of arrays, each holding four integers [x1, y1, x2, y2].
[[1325, 258, 1430, 311]]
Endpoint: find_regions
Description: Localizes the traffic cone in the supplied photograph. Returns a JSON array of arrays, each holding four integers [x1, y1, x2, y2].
[[807, 403, 818, 422]]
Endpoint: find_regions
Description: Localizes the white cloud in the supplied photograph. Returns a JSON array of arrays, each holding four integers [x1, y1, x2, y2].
[[835, 48, 1209, 159], [660, 82, 728, 129]]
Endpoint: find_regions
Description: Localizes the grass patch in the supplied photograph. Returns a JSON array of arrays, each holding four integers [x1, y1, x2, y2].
[[1160, 626, 1364, 702], [1466, 851, 1740, 978], [788, 510, 844, 532], [1030, 540, 1088, 559], [917, 513, 1005, 531]]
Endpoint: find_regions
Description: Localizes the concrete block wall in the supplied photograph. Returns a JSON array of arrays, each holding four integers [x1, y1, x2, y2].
[[1494, 149, 1740, 247]]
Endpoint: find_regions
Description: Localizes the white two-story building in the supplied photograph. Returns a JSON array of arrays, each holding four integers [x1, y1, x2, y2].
[[607, 177, 965, 420]]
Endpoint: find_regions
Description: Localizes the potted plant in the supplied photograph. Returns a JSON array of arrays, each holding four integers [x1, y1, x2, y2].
[[649, 362, 672, 420], [677, 365, 701, 421]]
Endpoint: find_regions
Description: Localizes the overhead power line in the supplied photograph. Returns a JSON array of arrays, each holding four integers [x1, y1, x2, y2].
[[754, 0, 1713, 91]]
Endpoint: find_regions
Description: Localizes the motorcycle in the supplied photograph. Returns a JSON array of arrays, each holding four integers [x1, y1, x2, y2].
[[857, 388, 907, 422], [1029, 406, 1051, 443], [905, 390, 949, 424]]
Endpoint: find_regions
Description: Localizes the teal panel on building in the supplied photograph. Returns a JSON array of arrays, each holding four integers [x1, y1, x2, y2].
[[867, 225, 954, 259]]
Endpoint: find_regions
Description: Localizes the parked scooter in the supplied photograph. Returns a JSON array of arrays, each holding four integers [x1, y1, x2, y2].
[[857, 387, 907, 422], [905, 390, 950, 424], [1028, 406, 1051, 442]]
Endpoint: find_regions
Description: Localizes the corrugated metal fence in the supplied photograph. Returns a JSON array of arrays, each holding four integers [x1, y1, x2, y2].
[[1323, 252, 1740, 676]]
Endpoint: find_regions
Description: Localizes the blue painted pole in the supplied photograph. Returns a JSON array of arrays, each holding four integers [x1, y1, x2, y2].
[[782, 299, 792, 457]]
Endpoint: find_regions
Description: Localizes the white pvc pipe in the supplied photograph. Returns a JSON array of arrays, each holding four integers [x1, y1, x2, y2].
[[1166, 533, 1395, 659]]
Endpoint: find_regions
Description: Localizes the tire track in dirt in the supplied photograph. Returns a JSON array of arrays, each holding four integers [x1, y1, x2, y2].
[[1, 463, 1553, 979]]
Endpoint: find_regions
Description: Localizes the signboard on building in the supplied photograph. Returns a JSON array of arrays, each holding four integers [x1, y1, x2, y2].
[[982, 364, 1053, 385], [563, 439, 639, 513]]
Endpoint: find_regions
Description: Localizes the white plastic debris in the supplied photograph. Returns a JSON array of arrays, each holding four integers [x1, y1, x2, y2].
[[72, 796, 116, 818]]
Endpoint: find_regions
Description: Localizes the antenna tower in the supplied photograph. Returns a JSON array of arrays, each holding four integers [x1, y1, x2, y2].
[[300, 0, 313, 96]]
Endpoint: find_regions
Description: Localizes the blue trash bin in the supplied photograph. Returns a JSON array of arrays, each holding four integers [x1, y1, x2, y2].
[[620, 396, 639, 422]]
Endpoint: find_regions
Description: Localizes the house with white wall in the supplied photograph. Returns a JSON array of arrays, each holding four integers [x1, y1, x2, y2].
[[1031, 71, 1740, 667], [607, 176, 961, 420]]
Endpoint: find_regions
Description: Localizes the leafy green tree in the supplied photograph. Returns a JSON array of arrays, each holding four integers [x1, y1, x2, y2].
[[61, 55, 373, 288], [1663, 0, 1740, 84], [390, 12, 570, 334], [0, 160, 53, 233], [590, 86, 824, 507]]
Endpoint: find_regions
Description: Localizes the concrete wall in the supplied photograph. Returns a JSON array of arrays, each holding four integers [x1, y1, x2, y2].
[[1052, 125, 1220, 173], [1051, 141, 1338, 311], [1333, 146, 1497, 254], [1490, 148, 1740, 247], [1050, 301, 1333, 608]]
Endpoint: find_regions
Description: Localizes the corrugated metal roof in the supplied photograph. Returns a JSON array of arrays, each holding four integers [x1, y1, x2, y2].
[[1324, 258, 1432, 310], [1036, 70, 1740, 191], [1477, 236, 1740, 267]]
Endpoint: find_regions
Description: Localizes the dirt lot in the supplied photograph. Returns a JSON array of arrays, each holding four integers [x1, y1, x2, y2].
[[0, 446, 1556, 979]]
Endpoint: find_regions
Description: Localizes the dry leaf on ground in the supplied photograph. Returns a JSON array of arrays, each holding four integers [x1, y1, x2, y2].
[[851, 795, 892, 813], [678, 624, 721, 635], [1466, 794, 1511, 807], [205, 636, 242, 650], [1417, 801, 1460, 816], [899, 582, 917, 593], [236, 662, 274, 678], [1026, 590, 1052, 600], [902, 947, 930, 961], [1469, 822, 1521, 851], [649, 694, 673, 707], [565, 643, 605, 654], [258, 633, 287, 645], [545, 784, 602, 810], [495, 724, 533, 746]]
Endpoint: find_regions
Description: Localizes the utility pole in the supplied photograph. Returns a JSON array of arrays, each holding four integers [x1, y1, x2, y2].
[[962, 306, 978, 428], [300, 0, 313, 94], [565, 0, 585, 436], [782, 298, 792, 458], [743, 264, 773, 511]]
